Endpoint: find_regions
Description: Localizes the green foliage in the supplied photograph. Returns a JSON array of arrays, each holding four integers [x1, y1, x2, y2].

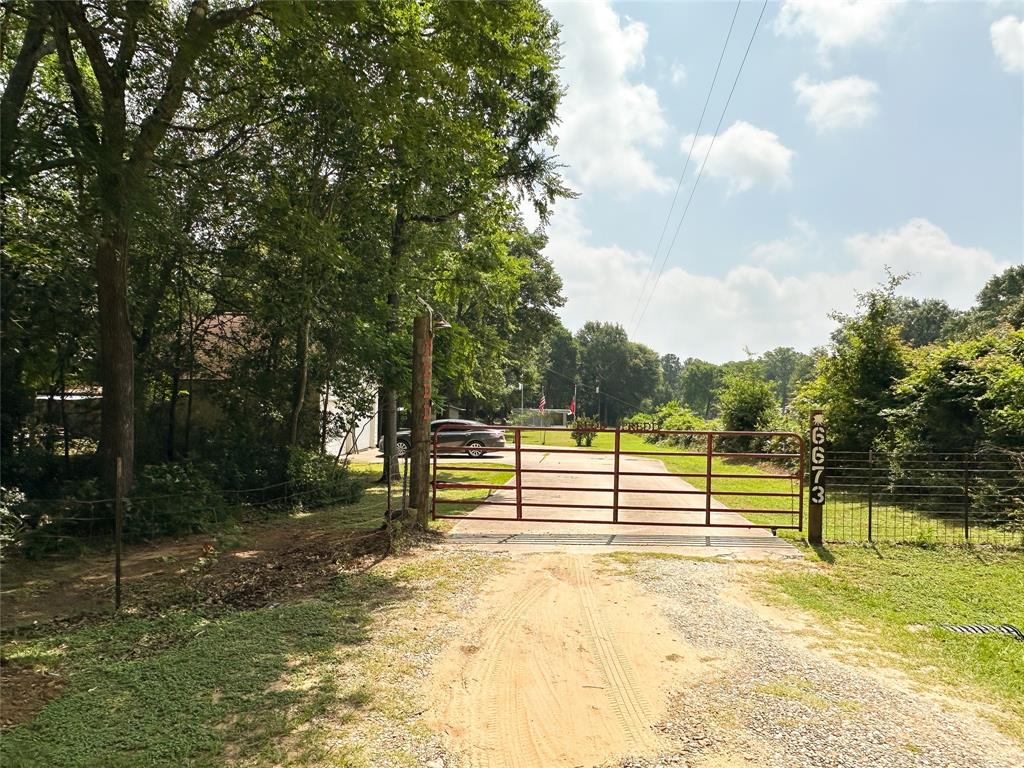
[[573, 322, 660, 424], [1, 486, 28, 551], [129, 462, 224, 539], [622, 401, 716, 448], [717, 375, 778, 433], [947, 265, 1024, 336], [797, 278, 909, 451], [286, 449, 364, 508], [890, 297, 962, 347], [678, 359, 723, 418], [882, 329, 1024, 453], [571, 415, 600, 447], [2, 0, 569, 542]]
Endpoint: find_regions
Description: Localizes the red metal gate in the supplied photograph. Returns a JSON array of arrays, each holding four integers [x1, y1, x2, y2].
[[430, 425, 804, 531]]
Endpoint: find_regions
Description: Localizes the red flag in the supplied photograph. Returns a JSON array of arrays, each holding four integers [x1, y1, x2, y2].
[[569, 396, 576, 415], [538, 393, 546, 411]]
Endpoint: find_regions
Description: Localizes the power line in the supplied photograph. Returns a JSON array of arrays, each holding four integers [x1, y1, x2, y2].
[[542, 365, 646, 414], [632, 0, 770, 335], [627, 0, 743, 330]]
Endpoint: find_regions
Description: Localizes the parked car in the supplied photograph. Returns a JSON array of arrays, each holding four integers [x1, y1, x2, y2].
[[377, 419, 506, 458]]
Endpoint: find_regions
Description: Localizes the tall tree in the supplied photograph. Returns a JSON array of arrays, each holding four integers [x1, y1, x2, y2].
[[36, 0, 263, 488], [799, 278, 910, 451], [679, 358, 722, 418]]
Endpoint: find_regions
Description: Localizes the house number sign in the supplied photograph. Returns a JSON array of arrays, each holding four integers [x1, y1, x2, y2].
[[809, 412, 826, 505]]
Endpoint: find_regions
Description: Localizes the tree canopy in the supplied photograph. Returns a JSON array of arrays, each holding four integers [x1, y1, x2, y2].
[[2, 0, 569, 500]]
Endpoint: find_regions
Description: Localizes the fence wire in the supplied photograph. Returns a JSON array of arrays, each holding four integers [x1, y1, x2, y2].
[[823, 450, 1024, 546]]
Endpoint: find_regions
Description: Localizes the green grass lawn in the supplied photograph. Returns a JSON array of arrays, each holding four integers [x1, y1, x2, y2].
[[768, 543, 1024, 740], [345, 461, 513, 521]]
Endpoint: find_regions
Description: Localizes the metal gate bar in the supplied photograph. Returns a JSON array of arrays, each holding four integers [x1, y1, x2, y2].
[[431, 425, 804, 530]]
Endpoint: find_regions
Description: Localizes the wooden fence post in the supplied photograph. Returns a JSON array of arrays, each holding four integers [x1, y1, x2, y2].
[[807, 411, 826, 545]]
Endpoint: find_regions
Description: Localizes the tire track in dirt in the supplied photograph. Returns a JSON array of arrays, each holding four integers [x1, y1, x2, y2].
[[469, 578, 554, 768], [572, 556, 658, 751], [426, 554, 695, 768]]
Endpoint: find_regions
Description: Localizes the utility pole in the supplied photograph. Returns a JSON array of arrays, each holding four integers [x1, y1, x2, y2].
[[409, 313, 433, 527]]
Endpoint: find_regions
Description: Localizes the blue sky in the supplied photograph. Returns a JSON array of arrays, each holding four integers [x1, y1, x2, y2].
[[538, 0, 1023, 362]]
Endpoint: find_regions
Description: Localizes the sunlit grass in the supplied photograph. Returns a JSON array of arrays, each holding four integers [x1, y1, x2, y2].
[[768, 544, 1024, 742]]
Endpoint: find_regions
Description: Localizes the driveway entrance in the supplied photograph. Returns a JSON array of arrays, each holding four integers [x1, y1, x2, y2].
[[430, 426, 804, 554]]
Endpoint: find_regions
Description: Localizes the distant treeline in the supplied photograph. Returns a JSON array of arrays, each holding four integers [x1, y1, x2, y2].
[[525, 266, 1023, 459]]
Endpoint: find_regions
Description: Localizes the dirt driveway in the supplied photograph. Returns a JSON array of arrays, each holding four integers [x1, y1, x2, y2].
[[423, 452, 1015, 767], [423, 552, 1020, 768]]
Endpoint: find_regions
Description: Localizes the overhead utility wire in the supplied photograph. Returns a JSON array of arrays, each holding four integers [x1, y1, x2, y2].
[[542, 365, 646, 414], [627, 0, 743, 329], [632, 0, 770, 334]]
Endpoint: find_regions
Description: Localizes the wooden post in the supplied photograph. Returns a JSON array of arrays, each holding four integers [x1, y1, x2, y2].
[[114, 456, 124, 612], [807, 410, 826, 545], [410, 313, 433, 526]]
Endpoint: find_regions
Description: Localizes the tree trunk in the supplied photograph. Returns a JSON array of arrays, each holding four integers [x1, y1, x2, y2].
[[60, 375, 70, 468], [410, 313, 432, 526], [96, 216, 135, 491], [380, 210, 405, 482], [288, 314, 311, 446], [320, 378, 330, 453], [0, 4, 50, 179], [166, 269, 184, 460], [382, 386, 399, 481]]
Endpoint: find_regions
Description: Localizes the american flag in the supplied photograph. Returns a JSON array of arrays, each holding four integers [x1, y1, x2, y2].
[[538, 393, 546, 411]]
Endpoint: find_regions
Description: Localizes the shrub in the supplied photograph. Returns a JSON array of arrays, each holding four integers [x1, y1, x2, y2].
[[716, 375, 779, 453], [623, 402, 715, 448], [571, 415, 599, 447], [128, 461, 225, 538], [1, 486, 27, 552], [286, 448, 364, 507]]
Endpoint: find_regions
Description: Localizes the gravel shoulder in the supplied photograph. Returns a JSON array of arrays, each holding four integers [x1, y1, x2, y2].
[[613, 555, 1022, 768]]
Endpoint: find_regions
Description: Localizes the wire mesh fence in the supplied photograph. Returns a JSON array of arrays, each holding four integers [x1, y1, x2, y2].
[[823, 450, 1024, 546], [3, 456, 407, 615], [2, 460, 401, 560]]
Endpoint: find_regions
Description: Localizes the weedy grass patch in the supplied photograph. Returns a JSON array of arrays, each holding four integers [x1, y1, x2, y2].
[[1, 465, 511, 767], [1, 572, 400, 768], [768, 543, 1024, 741]]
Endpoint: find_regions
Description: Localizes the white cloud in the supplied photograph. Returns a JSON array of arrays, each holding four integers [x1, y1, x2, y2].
[[991, 15, 1024, 73], [547, 1, 671, 194], [747, 217, 819, 268], [844, 219, 1010, 306], [775, 0, 901, 57], [793, 74, 880, 131], [544, 203, 1008, 362], [669, 62, 687, 86], [683, 121, 794, 193]]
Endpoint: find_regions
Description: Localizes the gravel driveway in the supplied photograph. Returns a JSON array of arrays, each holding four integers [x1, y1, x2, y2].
[[618, 557, 1022, 768]]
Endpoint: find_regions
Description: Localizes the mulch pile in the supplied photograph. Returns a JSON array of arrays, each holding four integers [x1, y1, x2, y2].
[[187, 530, 389, 610]]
